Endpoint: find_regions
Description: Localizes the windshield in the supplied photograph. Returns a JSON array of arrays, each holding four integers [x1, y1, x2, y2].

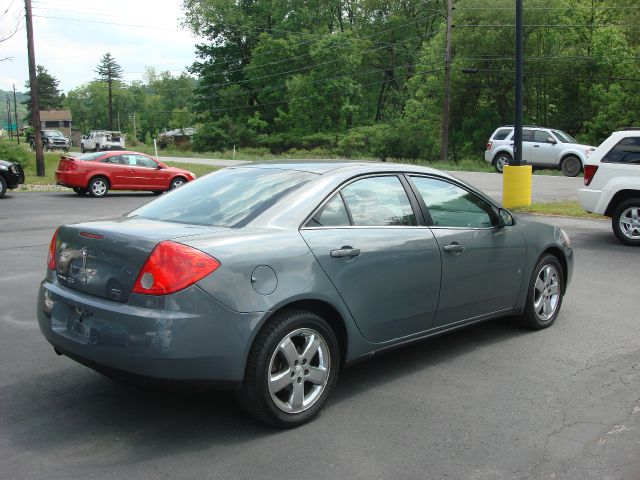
[[552, 130, 578, 144], [128, 167, 316, 228], [43, 130, 64, 137]]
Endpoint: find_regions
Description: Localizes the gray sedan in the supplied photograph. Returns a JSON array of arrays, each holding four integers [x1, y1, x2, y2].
[[38, 162, 573, 427]]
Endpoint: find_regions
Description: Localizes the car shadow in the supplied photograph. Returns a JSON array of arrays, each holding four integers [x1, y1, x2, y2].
[[0, 317, 529, 466]]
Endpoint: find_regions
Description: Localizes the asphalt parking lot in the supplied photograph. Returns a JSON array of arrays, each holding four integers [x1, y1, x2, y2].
[[1, 186, 639, 480]]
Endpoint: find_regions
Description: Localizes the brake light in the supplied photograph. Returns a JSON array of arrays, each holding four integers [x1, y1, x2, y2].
[[47, 228, 59, 270], [486, 141, 492, 150], [583, 165, 598, 186], [133, 241, 220, 295]]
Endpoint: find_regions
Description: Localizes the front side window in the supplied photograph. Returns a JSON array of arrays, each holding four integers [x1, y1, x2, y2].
[[602, 137, 640, 164], [411, 176, 496, 228], [340, 176, 416, 226], [134, 155, 158, 168], [522, 129, 534, 142], [534, 130, 554, 143]]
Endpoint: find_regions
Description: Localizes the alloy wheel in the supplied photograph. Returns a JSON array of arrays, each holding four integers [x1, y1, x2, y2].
[[267, 328, 331, 414], [618, 206, 640, 241], [533, 264, 560, 321], [91, 179, 107, 197]]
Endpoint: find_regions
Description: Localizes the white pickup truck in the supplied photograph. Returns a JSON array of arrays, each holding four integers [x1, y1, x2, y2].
[[80, 131, 125, 152]]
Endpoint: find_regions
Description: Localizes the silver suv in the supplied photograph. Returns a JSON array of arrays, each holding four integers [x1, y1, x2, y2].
[[484, 126, 595, 176]]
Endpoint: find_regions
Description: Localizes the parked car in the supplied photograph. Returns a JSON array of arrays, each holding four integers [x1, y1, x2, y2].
[[578, 129, 640, 246], [55, 151, 195, 197], [38, 162, 573, 427], [80, 131, 125, 152], [485, 126, 596, 176], [28, 129, 71, 152], [0, 159, 25, 198]]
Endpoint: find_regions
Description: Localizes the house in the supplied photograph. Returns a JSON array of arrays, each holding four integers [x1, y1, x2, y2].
[[39, 110, 72, 137], [157, 127, 197, 148]]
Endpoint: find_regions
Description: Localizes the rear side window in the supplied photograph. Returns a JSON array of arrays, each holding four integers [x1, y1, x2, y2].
[[492, 128, 512, 140], [602, 137, 640, 164]]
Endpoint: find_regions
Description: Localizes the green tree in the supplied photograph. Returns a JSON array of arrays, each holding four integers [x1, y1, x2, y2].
[[22, 65, 64, 125], [95, 52, 123, 130]]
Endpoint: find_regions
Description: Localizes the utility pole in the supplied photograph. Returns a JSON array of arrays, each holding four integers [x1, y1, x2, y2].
[[513, 0, 524, 166], [13, 84, 20, 144], [6, 98, 12, 140], [439, 0, 453, 162], [25, 0, 45, 176]]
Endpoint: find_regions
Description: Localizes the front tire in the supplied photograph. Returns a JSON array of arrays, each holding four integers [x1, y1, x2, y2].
[[493, 152, 511, 174], [612, 199, 640, 246], [0, 176, 7, 198], [238, 309, 340, 428], [561, 156, 582, 177], [169, 177, 187, 190], [519, 254, 564, 329], [88, 177, 109, 198]]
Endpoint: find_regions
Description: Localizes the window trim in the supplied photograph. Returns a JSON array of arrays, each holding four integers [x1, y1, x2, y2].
[[406, 174, 501, 230], [300, 173, 424, 230]]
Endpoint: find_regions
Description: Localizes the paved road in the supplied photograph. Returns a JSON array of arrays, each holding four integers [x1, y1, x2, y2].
[[1, 193, 639, 480]]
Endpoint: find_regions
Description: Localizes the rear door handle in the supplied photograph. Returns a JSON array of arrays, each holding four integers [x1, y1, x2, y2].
[[330, 246, 361, 258], [533, 144, 540, 147], [443, 243, 465, 253]]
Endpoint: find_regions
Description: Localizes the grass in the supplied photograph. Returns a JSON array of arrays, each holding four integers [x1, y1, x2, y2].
[[512, 200, 606, 219]]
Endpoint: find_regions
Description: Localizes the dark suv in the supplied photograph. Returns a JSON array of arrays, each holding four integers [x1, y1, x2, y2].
[[0, 160, 25, 198]]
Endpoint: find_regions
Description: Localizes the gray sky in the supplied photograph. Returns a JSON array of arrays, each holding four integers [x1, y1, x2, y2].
[[1, 0, 202, 93]]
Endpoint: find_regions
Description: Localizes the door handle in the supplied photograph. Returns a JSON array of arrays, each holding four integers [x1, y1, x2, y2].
[[533, 144, 540, 147], [330, 246, 361, 258], [443, 243, 465, 253]]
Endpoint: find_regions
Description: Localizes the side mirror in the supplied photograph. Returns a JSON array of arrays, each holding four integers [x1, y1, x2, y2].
[[157, 163, 166, 169], [498, 208, 515, 227], [546, 137, 557, 144]]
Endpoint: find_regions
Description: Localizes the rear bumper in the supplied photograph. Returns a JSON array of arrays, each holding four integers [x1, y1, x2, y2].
[[37, 277, 263, 386], [578, 187, 606, 215], [55, 171, 85, 188]]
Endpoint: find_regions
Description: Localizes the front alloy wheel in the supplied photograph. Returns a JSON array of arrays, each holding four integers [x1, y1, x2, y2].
[[612, 199, 640, 246], [519, 254, 564, 329], [239, 310, 339, 428], [170, 177, 186, 190]]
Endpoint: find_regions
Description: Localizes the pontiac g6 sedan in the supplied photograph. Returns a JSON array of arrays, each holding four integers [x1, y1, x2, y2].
[[38, 162, 573, 427], [55, 151, 196, 197]]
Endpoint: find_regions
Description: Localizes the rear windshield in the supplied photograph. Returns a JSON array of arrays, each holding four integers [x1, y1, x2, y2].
[[75, 152, 106, 161], [127, 167, 316, 228]]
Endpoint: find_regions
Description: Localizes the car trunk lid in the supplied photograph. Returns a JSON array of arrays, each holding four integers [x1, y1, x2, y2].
[[53, 218, 228, 302]]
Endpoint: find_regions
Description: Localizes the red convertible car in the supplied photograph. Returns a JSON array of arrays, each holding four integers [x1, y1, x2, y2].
[[55, 151, 196, 197]]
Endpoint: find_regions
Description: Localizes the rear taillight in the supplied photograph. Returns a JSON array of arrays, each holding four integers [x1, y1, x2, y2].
[[583, 165, 598, 186], [47, 228, 59, 270], [486, 141, 492, 150], [132, 241, 220, 296]]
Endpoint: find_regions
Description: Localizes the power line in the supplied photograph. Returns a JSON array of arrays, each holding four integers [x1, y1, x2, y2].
[[32, 15, 181, 31]]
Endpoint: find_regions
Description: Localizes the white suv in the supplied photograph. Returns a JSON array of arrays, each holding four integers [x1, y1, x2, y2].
[[578, 129, 640, 246], [484, 126, 596, 176]]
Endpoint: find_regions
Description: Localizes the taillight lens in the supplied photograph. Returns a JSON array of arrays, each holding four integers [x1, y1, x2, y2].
[[486, 141, 492, 150], [583, 165, 598, 186], [132, 241, 220, 296], [47, 228, 59, 270]]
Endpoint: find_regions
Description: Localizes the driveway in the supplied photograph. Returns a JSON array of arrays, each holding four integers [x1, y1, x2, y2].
[[0, 192, 638, 480]]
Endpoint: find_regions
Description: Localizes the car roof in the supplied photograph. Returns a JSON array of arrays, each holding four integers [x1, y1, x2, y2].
[[235, 160, 452, 177]]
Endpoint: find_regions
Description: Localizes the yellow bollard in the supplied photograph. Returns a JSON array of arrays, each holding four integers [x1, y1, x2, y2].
[[503, 165, 532, 208]]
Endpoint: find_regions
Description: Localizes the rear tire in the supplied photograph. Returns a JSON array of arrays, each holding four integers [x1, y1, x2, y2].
[[561, 156, 582, 177], [238, 309, 340, 428], [518, 254, 564, 330], [612, 199, 640, 246], [88, 177, 109, 198], [493, 152, 511, 174]]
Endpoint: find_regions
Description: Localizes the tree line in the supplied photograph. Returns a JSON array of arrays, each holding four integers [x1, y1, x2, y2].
[[26, 0, 640, 160]]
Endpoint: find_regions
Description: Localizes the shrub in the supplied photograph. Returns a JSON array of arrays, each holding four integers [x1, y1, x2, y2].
[[0, 142, 29, 167]]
